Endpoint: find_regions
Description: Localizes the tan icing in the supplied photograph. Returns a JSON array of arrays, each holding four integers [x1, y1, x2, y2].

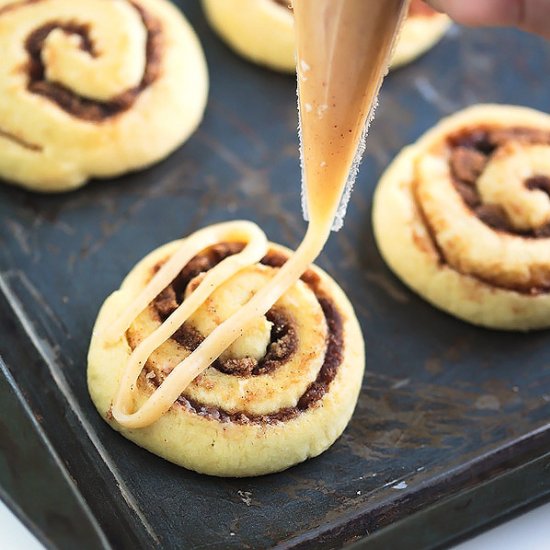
[[187, 267, 274, 362], [106, 0, 406, 428], [295, 0, 408, 229]]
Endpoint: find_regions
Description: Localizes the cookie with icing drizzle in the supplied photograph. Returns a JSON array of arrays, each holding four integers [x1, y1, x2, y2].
[[373, 104, 550, 331], [88, 222, 364, 477], [0, 0, 208, 192]]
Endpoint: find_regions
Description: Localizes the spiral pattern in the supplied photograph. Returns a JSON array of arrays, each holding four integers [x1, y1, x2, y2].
[[88, 227, 364, 476], [126, 243, 343, 422], [373, 105, 550, 330], [0, 0, 208, 191]]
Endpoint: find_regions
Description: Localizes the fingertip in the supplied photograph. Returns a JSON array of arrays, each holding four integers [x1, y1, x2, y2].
[[424, 0, 445, 13], [430, 0, 523, 27]]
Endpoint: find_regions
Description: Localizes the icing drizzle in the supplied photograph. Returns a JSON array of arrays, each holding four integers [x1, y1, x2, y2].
[[107, 0, 405, 428]]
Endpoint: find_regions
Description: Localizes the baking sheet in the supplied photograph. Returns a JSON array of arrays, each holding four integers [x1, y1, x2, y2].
[[1, 2, 550, 548]]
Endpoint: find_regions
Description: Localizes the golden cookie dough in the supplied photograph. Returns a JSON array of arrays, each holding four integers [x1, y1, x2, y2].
[[201, 0, 449, 72], [373, 104, 550, 331], [0, 0, 208, 192], [88, 236, 365, 477], [202, 0, 296, 72]]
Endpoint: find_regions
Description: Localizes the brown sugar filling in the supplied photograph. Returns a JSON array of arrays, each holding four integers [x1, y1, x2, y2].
[[23, 1, 162, 122], [272, 0, 291, 10], [131, 243, 344, 424], [448, 126, 550, 237], [414, 126, 550, 295], [155, 291, 298, 377]]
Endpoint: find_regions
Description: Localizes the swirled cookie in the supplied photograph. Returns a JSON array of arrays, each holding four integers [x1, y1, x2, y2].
[[201, 0, 449, 72], [0, 0, 208, 192], [88, 223, 364, 477], [373, 104, 550, 331]]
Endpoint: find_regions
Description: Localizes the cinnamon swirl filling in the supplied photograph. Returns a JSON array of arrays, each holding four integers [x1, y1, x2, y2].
[[448, 127, 550, 237], [23, 1, 162, 121], [413, 125, 550, 295], [272, 0, 290, 8], [126, 244, 345, 425]]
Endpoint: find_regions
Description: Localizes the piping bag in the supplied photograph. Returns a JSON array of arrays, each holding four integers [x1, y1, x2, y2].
[[107, 0, 410, 429], [294, 0, 409, 233]]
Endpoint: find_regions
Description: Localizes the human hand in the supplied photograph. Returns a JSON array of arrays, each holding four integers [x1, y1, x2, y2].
[[427, 0, 550, 40]]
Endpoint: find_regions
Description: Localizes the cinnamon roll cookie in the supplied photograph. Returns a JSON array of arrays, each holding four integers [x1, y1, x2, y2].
[[0, 0, 208, 192], [373, 105, 550, 331], [88, 222, 364, 477], [201, 0, 449, 73]]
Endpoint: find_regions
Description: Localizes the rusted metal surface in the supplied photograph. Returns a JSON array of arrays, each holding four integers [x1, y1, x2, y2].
[[0, 359, 108, 550], [1, 1, 550, 548]]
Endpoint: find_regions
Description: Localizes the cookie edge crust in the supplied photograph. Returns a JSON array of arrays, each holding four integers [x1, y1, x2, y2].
[[372, 104, 550, 331], [87, 240, 365, 477]]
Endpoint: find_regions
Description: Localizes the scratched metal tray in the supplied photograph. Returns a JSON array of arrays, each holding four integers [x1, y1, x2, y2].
[[1, 2, 550, 549]]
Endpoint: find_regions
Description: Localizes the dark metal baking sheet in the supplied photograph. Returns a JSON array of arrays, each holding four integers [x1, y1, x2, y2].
[[1, 1, 550, 548]]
